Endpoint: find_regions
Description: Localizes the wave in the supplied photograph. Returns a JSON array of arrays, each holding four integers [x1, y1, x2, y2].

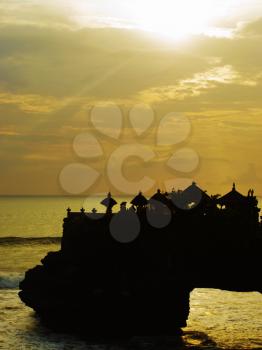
[[0, 236, 61, 246], [0, 273, 24, 289]]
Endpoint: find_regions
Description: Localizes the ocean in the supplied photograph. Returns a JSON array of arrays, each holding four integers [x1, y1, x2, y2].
[[0, 196, 261, 350]]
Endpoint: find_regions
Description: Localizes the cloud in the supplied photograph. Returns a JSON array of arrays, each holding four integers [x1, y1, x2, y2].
[[0, 0, 74, 29], [0, 92, 67, 113], [1, 20, 260, 105], [138, 65, 256, 103], [0, 130, 20, 136], [1, 6, 262, 194], [0, 25, 211, 100], [238, 17, 262, 37]]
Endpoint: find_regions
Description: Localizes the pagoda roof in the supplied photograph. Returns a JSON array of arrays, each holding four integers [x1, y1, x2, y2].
[[100, 192, 117, 207], [131, 192, 148, 206], [182, 182, 211, 203], [150, 189, 170, 205], [217, 183, 246, 205]]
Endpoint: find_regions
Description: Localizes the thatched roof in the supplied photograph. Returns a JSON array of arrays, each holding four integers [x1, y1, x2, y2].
[[131, 192, 148, 206], [150, 189, 170, 206], [100, 192, 117, 208], [182, 182, 211, 204], [217, 183, 246, 206]]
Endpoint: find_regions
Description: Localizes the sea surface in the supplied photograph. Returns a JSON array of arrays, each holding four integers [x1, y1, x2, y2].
[[0, 196, 261, 350]]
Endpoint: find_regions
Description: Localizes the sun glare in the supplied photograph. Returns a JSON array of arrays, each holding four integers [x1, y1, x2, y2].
[[71, 0, 232, 40], [128, 0, 229, 39]]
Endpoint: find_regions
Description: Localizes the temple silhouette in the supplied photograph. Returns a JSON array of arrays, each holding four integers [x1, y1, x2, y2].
[[19, 182, 262, 337]]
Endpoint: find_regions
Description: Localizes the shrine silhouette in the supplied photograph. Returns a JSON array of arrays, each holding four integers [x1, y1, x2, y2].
[[19, 182, 262, 337]]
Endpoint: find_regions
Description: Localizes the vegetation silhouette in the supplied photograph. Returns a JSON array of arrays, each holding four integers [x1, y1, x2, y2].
[[19, 182, 262, 337]]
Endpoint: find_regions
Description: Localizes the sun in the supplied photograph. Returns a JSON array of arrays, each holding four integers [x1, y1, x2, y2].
[[128, 0, 229, 39], [70, 0, 231, 40]]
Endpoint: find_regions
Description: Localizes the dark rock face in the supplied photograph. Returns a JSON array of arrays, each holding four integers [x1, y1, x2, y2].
[[19, 218, 193, 335], [20, 253, 192, 335], [19, 189, 262, 336]]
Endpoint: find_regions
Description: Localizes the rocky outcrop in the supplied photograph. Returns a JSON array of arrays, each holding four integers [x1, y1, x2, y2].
[[19, 249, 192, 335], [19, 191, 262, 336]]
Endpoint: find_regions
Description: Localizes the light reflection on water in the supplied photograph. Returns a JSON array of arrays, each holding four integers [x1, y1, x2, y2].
[[0, 290, 262, 350], [0, 196, 131, 238], [0, 286, 261, 349], [188, 289, 262, 349]]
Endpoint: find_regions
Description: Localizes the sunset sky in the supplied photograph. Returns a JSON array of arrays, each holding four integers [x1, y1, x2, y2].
[[1, 0, 262, 196]]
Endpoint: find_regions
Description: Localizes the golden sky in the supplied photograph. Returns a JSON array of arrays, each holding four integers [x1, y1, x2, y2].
[[1, 0, 262, 196]]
